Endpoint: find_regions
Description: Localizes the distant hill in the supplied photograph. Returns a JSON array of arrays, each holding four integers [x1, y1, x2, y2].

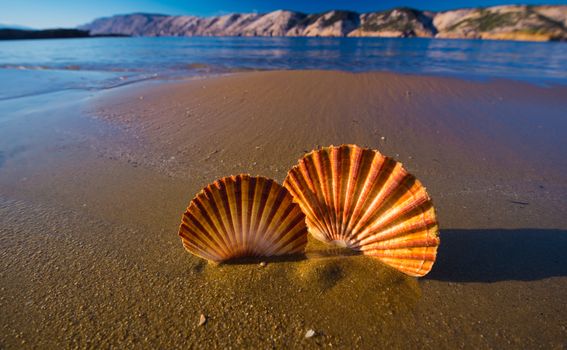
[[0, 24, 33, 30], [0, 28, 127, 41], [0, 29, 90, 40], [80, 5, 567, 42]]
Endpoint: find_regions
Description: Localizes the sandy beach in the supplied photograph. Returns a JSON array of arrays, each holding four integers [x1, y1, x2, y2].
[[1, 70, 566, 348]]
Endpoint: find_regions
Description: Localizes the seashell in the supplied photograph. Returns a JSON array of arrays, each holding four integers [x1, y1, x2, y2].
[[283, 145, 439, 277], [179, 174, 308, 262]]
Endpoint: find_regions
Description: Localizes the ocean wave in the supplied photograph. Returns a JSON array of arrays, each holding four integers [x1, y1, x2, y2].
[[0, 68, 162, 101]]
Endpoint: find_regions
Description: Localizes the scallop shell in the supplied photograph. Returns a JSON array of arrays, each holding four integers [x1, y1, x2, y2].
[[179, 174, 308, 262], [283, 145, 440, 277]]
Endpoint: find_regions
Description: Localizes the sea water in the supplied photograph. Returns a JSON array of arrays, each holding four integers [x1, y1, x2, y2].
[[0, 36, 566, 100]]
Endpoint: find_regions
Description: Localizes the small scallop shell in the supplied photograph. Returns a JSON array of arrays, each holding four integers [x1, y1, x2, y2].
[[284, 145, 440, 277], [179, 174, 308, 262]]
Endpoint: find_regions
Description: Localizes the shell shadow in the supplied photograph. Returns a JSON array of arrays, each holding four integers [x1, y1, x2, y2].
[[221, 247, 363, 265], [426, 228, 567, 282], [221, 254, 306, 265]]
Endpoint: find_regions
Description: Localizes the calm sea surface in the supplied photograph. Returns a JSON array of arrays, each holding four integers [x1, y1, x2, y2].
[[0, 36, 566, 99]]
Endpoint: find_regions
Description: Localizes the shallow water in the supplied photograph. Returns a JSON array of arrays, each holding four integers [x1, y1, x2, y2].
[[0, 37, 566, 100]]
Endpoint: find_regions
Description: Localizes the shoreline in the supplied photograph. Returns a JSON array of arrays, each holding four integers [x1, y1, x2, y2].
[[2, 35, 567, 92], [2, 34, 566, 43], [3, 63, 567, 92], [1, 65, 566, 106], [1, 70, 566, 348]]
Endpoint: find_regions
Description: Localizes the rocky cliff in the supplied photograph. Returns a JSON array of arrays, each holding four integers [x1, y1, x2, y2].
[[434, 5, 567, 41], [80, 5, 567, 41], [349, 8, 436, 37]]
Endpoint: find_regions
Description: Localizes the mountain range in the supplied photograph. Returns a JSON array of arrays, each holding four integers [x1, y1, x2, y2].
[[80, 5, 567, 42]]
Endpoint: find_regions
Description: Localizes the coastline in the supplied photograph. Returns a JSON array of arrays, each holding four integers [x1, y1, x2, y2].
[[82, 6, 567, 42], [1, 70, 566, 348]]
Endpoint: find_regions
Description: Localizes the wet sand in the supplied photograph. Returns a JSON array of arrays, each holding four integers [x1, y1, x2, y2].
[[1, 71, 566, 348]]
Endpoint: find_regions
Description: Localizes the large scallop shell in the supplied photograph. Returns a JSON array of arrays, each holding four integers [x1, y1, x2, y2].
[[179, 174, 308, 262], [283, 145, 440, 277]]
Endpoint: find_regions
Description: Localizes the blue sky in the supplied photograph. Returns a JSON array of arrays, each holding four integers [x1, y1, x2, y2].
[[1, 0, 566, 29]]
